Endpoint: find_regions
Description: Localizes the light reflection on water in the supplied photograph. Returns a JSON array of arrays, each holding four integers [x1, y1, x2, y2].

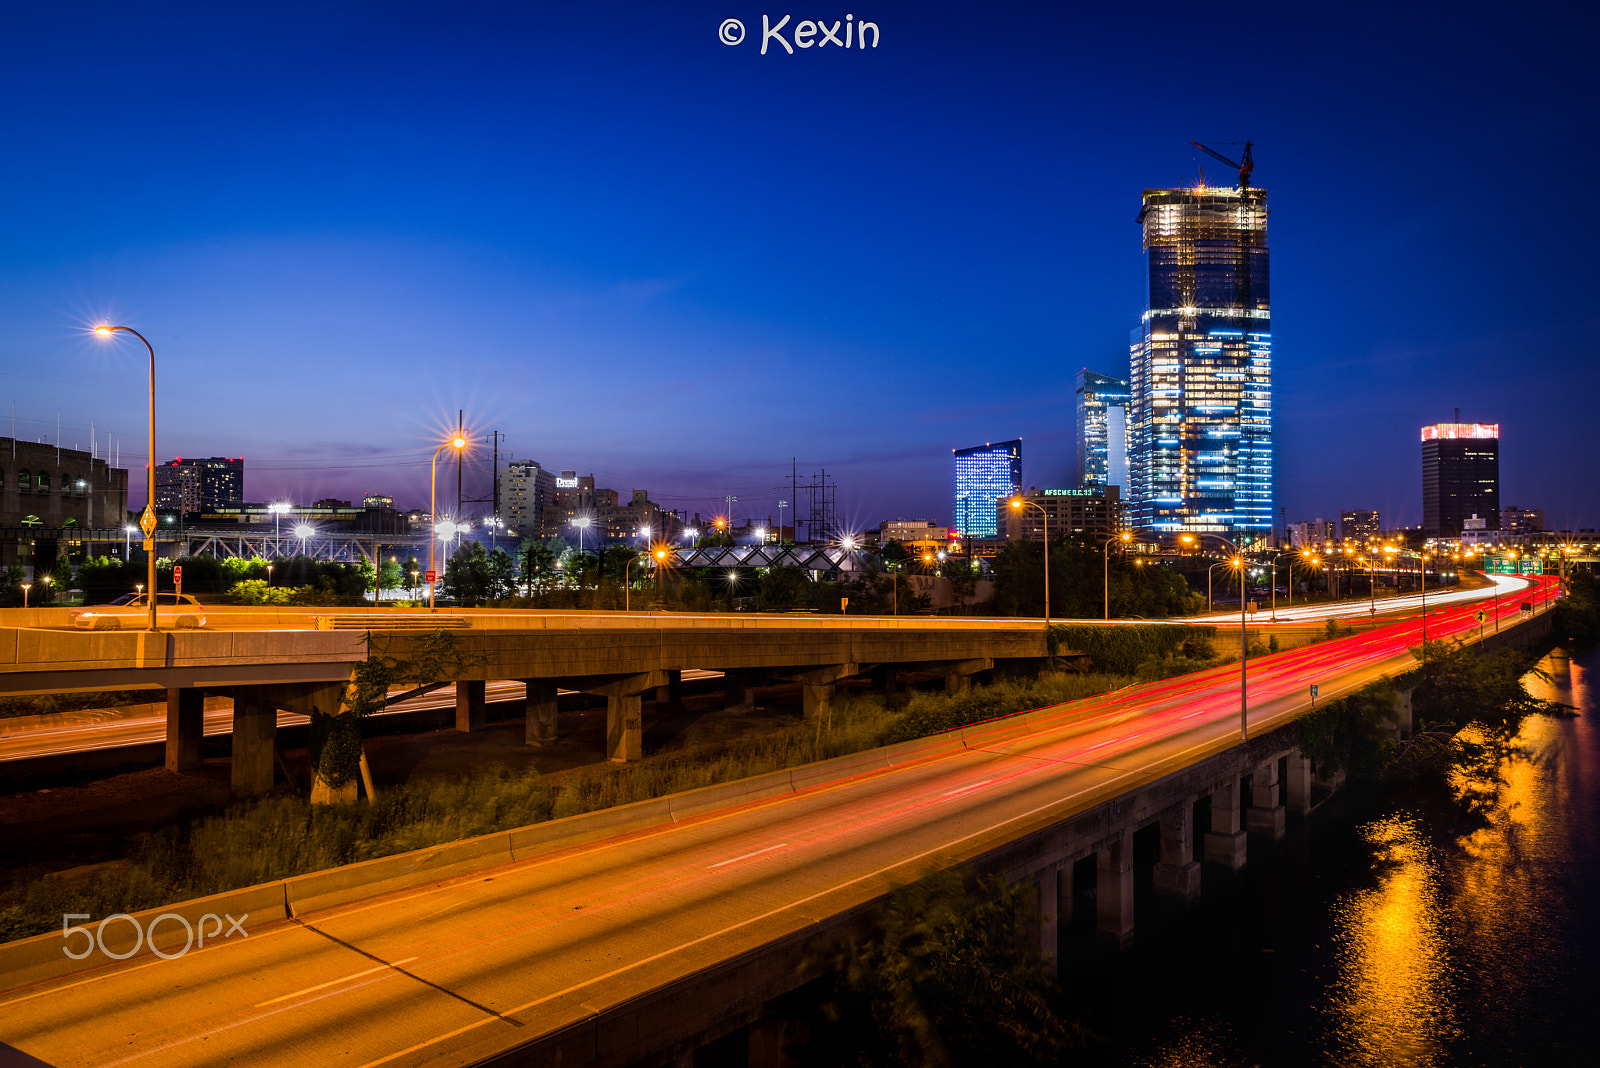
[[1326, 815, 1457, 1066], [1121, 645, 1599, 1068]]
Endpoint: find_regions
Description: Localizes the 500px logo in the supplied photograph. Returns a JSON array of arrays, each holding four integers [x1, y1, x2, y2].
[[719, 14, 881, 53], [62, 912, 248, 961]]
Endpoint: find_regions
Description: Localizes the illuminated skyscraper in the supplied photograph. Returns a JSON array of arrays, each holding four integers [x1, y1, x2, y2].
[[1421, 423, 1499, 537], [1129, 181, 1272, 538], [951, 439, 1021, 539], [1074, 369, 1131, 490]]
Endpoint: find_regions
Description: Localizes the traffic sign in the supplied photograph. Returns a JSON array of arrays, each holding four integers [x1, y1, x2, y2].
[[1309, 684, 1318, 698], [173, 565, 183, 584], [425, 569, 436, 584]]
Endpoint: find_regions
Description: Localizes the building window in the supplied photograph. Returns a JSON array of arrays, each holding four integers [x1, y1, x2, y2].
[[17, 470, 29, 490], [35, 472, 49, 494]]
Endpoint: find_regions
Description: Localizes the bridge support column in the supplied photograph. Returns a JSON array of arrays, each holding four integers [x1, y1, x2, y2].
[[1246, 759, 1287, 840], [1285, 753, 1313, 816], [1036, 866, 1061, 972], [231, 694, 277, 796], [943, 657, 993, 695], [454, 680, 486, 733], [523, 680, 558, 745], [564, 672, 665, 763], [871, 664, 898, 697], [1205, 777, 1248, 870], [607, 695, 642, 762], [1096, 829, 1135, 948], [655, 669, 682, 712], [724, 670, 756, 713], [165, 688, 204, 772], [1153, 800, 1202, 902], [772, 664, 856, 723]]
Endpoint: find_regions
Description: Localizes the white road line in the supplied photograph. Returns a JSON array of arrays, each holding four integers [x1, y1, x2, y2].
[[940, 778, 993, 798], [706, 843, 788, 869], [253, 956, 418, 1007]]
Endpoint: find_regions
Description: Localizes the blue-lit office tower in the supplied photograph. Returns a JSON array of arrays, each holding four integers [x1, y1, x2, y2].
[[1130, 183, 1272, 538], [1074, 370, 1131, 489], [952, 439, 1022, 539]]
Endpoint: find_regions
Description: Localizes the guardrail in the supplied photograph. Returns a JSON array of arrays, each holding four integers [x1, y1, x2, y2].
[[313, 615, 469, 631]]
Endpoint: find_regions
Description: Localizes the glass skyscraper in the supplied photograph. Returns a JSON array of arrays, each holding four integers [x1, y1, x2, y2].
[[951, 439, 1021, 539], [1074, 369, 1131, 489], [1129, 182, 1272, 538]]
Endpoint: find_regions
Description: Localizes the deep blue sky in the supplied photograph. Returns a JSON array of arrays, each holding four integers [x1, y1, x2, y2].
[[3, 1, 1596, 532]]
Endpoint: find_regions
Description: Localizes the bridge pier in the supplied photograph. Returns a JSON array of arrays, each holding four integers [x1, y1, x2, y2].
[[165, 688, 204, 772], [724, 670, 757, 713], [564, 672, 666, 762], [231, 694, 277, 796], [871, 664, 897, 697], [1096, 829, 1135, 947], [1285, 753, 1313, 816], [943, 657, 992, 695], [1204, 777, 1248, 870], [1036, 866, 1063, 972], [1246, 758, 1287, 840], [523, 680, 558, 745], [771, 664, 856, 722], [1152, 800, 1201, 902], [655, 669, 683, 713], [454, 680, 486, 733]]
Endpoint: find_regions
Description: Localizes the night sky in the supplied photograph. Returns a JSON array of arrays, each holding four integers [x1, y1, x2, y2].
[[3, 1, 1596, 533]]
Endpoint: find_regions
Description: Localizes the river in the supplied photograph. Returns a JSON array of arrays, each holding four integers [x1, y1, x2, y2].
[[1083, 643, 1598, 1067]]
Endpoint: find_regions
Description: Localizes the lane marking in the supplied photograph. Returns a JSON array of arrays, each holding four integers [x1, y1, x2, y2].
[[940, 778, 993, 798], [707, 843, 788, 869], [254, 957, 418, 1007]]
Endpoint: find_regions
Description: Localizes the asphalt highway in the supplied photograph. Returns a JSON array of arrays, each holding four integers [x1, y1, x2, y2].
[[0, 576, 1555, 1067]]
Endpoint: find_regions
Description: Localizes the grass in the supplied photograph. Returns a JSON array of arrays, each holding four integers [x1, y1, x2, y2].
[[0, 668, 1134, 944]]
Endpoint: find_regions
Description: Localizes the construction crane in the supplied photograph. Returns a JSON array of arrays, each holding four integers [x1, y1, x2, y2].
[[1190, 140, 1254, 190]]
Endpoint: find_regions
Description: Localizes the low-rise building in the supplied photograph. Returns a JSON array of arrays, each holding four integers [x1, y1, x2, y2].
[[999, 486, 1122, 543]]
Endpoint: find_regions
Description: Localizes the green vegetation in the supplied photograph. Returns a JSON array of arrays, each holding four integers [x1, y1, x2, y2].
[[799, 869, 1089, 1068], [1554, 569, 1600, 644], [1046, 622, 1217, 676], [990, 539, 1196, 618], [0, 689, 161, 721], [0, 668, 1132, 943]]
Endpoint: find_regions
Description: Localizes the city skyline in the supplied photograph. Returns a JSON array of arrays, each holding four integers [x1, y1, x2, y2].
[[2, 3, 1597, 530]]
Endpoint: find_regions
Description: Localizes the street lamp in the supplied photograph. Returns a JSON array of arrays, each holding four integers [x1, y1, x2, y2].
[[429, 434, 468, 612], [571, 515, 592, 557], [1009, 497, 1050, 625], [294, 522, 315, 557], [626, 552, 655, 612], [1206, 560, 1233, 613], [124, 525, 136, 560], [1182, 532, 1249, 741], [20, 582, 31, 608], [1103, 530, 1132, 620], [93, 324, 159, 632]]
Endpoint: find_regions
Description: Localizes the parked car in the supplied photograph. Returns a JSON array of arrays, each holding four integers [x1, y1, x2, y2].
[[69, 593, 208, 630]]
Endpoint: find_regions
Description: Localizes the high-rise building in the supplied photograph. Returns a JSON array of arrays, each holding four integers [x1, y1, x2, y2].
[[1340, 509, 1380, 543], [1074, 370, 1131, 490], [1000, 486, 1123, 543], [1129, 180, 1272, 538], [155, 456, 242, 514], [1421, 423, 1499, 538], [499, 460, 556, 538], [1289, 517, 1337, 548], [1501, 505, 1544, 535], [951, 439, 1021, 539]]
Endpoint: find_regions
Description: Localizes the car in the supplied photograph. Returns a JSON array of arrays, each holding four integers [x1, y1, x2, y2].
[[69, 593, 208, 630]]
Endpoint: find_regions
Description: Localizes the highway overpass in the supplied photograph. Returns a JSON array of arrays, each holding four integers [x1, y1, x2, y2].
[[0, 577, 1558, 1067]]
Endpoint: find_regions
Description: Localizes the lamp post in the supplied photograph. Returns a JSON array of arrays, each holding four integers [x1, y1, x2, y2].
[[1183, 532, 1249, 741], [124, 525, 136, 560], [294, 523, 315, 558], [626, 553, 652, 612], [1103, 531, 1132, 620], [429, 434, 468, 612], [93, 325, 159, 632], [571, 516, 591, 557], [268, 501, 291, 559], [20, 582, 31, 608], [1207, 560, 1232, 613], [1009, 497, 1050, 625]]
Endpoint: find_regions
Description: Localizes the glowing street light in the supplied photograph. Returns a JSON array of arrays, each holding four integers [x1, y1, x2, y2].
[[1182, 532, 1250, 741], [20, 582, 31, 608], [571, 515, 592, 556], [124, 525, 136, 560], [268, 501, 292, 559], [1009, 497, 1050, 625], [293, 522, 315, 556], [93, 324, 159, 632], [1103, 530, 1133, 620], [429, 433, 468, 612]]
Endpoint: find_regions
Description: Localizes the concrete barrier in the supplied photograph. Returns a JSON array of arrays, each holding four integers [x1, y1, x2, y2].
[[285, 832, 516, 916], [667, 769, 798, 821], [0, 881, 289, 993], [507, 797, 675, 862]]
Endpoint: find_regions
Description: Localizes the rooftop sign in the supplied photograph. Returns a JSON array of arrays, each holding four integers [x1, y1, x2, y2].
[[1421, 423, 1499, 441]]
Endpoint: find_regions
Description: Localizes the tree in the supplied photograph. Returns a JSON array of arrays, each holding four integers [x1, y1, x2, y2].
[[378, 557, 406, 594], [486, 547, 516, 600], [442, 542, 494, 605], [517, 538, 560, 595], [758, 564, 812, 609]]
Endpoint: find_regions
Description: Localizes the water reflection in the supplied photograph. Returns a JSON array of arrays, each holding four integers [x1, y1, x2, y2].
[[1327, 815, 1458, 1066]]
